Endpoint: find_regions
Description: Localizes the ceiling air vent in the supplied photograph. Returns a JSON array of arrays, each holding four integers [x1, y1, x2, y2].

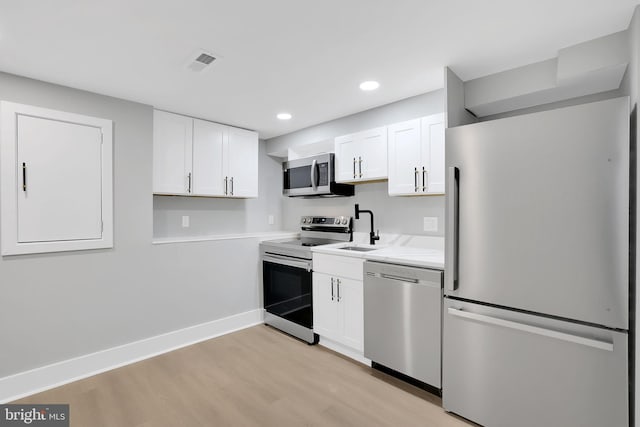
[[186, 50, 217, 72]]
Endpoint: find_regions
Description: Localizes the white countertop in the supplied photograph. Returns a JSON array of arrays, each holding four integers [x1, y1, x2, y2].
[[152, 231, 299, 245], [311, 233, 444, 270]]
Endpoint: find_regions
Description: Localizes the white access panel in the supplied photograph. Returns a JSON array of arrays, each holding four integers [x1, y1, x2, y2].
[[1, 101, 113, 255], [17, 115, 103, 242]]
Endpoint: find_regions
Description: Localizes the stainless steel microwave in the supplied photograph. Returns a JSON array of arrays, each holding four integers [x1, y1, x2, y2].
[[283, 153, 354, 197]]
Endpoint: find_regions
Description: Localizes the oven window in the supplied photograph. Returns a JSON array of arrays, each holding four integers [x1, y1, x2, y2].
[[263, 261, 313, 328]]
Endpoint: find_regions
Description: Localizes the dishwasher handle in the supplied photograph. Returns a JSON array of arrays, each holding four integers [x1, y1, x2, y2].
[[366, 270, 441, 289], [381, 273, 419, 283]]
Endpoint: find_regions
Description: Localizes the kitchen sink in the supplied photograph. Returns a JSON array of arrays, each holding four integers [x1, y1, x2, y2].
[[339, 246, 378, 252]]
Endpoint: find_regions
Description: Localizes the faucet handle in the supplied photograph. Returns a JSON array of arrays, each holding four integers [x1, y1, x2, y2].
[[374, 230, 380, 241]]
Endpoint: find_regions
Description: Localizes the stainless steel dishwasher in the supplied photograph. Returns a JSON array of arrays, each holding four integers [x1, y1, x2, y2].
[[364, 261, 442, 388]]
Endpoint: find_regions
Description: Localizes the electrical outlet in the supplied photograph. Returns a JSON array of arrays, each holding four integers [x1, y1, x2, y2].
[[268, 215, 275, 225], [182, 215, 190, 228], [423, 217, 438, 232]]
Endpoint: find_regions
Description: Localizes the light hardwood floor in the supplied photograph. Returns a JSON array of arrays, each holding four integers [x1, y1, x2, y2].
[[14, 325, 474, 426]]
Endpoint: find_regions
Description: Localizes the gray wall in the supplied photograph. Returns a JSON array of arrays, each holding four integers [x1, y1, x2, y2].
[[267, 89, 446, 236], [266, 90, 444, 157], [153, 141, 283, 238], [0, 72, 269, 377]]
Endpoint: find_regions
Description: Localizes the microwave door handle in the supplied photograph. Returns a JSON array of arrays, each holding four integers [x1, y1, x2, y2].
[[310, 159, 318, 191]]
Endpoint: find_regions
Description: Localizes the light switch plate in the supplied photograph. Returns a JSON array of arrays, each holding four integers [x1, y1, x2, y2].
[[268, 215, 275, 225], [182, 215, 190, 228], [423, 217, 438, 232]]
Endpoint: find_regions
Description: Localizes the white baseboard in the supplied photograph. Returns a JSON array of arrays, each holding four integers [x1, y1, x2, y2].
[[0, 309, 264, 403], [318, 337, 371, 366]]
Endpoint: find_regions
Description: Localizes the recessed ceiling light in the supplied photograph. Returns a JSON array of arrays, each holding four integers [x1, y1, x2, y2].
[[359, 81, 380, 91], [277, 113, 292, 120]]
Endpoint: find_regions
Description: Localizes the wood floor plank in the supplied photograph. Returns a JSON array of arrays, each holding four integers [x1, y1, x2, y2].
[[14, 325, 475, 426]]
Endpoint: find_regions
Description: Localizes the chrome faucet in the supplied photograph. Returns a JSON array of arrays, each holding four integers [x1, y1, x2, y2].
[[354, 204, 380, 245]]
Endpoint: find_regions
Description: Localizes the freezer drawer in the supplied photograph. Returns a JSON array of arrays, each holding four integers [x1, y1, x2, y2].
[[442, 299, 628, 427], [364, 261, 442, 387]]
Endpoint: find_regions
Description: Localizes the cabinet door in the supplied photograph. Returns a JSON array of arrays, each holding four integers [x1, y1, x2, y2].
[[338, 278, 364, 352], [192, 119, 225, 196], [153, 111, 193, 194], [334, 134, 357, 182], [387, 119, 422, 195], [421, 113, 445, 194], [226, 127, 259, 198], [17, 115, 103, 243], [312, 272, 339, 340], [359, 126, 387, 180], [1, 101, 113, 255]]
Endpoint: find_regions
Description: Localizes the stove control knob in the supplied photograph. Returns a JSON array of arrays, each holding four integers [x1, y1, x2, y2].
[[342, 218, 348, 225], [334, 218, 340, 224], [302, 217, 307, 224]]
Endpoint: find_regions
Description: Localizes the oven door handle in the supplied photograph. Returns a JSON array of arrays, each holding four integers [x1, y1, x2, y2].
[[263, 255, 312, 272]]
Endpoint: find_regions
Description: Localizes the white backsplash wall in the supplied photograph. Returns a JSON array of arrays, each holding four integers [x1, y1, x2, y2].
[[282, 183, 445, 236], [153, 140, 283, 238]]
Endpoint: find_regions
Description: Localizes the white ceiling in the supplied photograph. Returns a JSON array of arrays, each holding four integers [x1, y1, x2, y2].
[[0, 1, 638, 139]]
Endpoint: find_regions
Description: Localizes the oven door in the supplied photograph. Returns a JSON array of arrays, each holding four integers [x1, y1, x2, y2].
[[262, 254, 313, 329], [283, 157, 331, 196]]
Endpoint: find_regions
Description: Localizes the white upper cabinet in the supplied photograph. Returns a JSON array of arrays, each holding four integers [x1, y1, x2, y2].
[[153, 110, 259, 198], [226, 126, 259, 198], [153, 110, 193, 195], [335, 133, 358, 182], [387, 113, 445, 196], [421, 114, 445, 194], [335, 126, 387, 183], [1, 101, 113, 255], [192, 119, 225, 196]]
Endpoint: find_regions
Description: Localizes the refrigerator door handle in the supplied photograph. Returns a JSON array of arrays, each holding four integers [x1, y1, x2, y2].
[[446, 166, 459, 291], [447, 308, 614, 351]]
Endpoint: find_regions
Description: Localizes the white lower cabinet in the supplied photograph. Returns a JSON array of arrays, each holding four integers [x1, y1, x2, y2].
[[313, 254, 364, 354]]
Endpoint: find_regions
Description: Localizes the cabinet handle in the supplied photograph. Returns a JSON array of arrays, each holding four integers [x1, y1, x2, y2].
[[353, 157, 356, 179], [337, 278, 341, 302], [22, 162, 27, 192], [187, 172, 192, 193], [358, 157, 362, 178], [422, 167, 427, 192], [331, 277, 334, 301], [224, 176, 228, 195], [230, 177, 234, 196], [414, 167, 419, 192]]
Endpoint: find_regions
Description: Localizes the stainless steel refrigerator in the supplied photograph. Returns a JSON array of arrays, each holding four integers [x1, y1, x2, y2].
[[443, 97, 630, 427]]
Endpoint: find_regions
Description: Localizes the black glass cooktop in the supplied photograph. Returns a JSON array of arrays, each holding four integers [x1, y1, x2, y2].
[[277, 238, 336, 247]]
